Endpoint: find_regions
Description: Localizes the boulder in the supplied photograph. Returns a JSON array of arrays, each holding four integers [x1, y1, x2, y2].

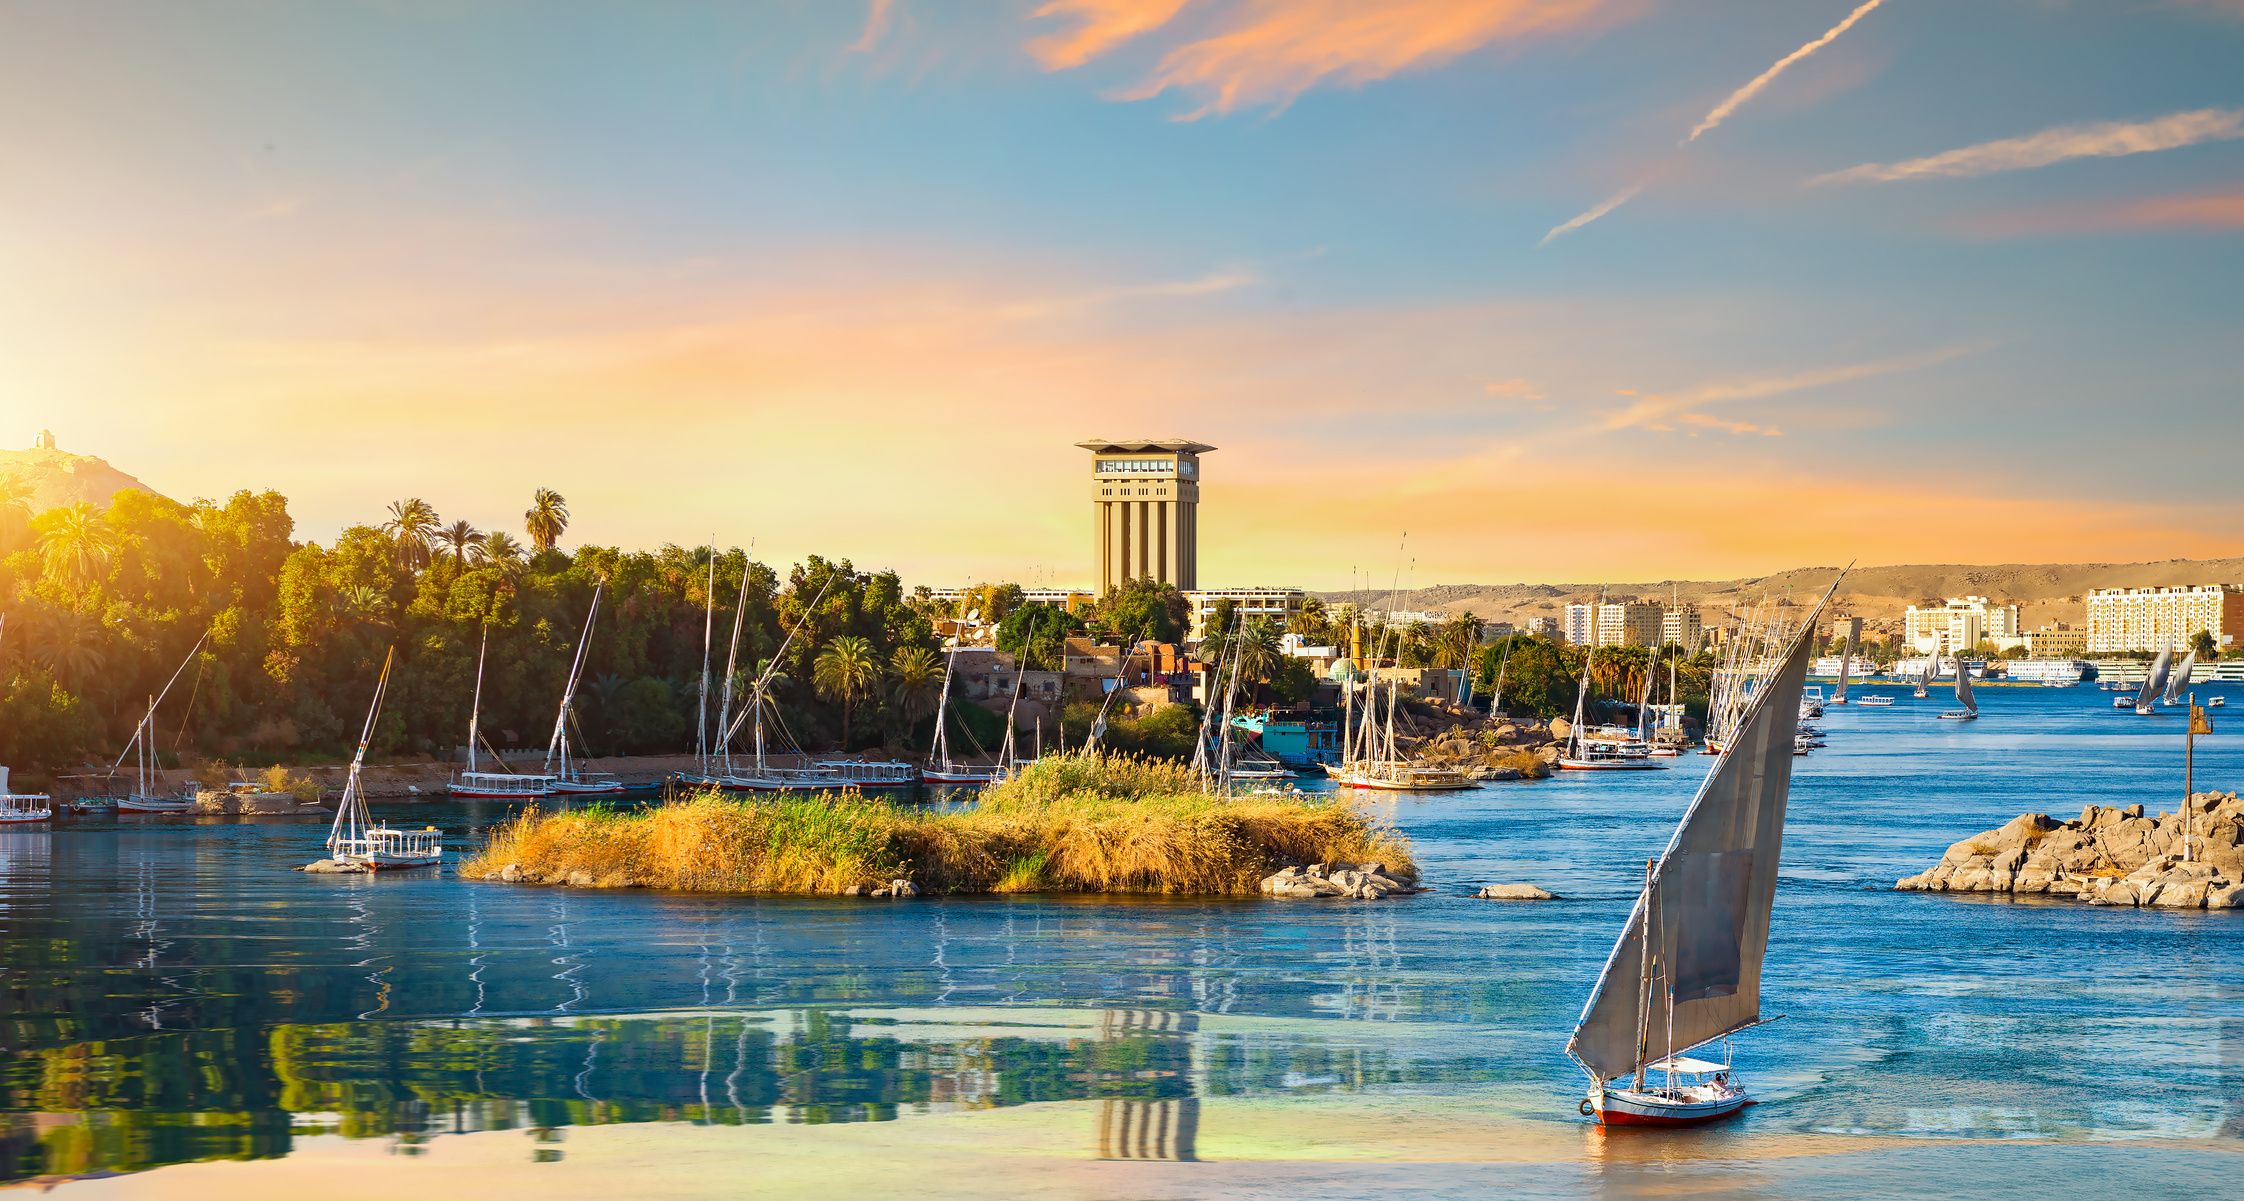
[[567, 871, 594, 887], [2206, 881, 2244, 910], [889, 880, 919, 897], [1476, 883, 1557, 900], [844, 884, 865, 896], [498, 864, 523, 883], [300, 858, 365, 874], [1549, 718, 1571, 740], [2152, 881, 2209, 908]]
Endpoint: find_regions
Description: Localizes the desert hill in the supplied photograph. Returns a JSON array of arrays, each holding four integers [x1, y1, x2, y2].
[[1312, 558, 2244, 633], [0, 429, 163, 514]]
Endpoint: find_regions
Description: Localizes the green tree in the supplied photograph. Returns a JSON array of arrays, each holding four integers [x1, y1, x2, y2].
[[888, 645, 942, 739], [813, 634, 882, 750], [37, 502, 118, 602], [2191, 629, 2218, 660], [0, 470, 34, 554], [479, 530, 526, 573], [436, 520, 482, 568], [525, 489, 569, 554], [995, 602, 1085, 670], [1097, 579, 1188, 646], [380, 499, 440, 571]]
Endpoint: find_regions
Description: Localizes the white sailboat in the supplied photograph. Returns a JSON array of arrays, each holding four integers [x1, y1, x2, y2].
[[1558, 598, 1664, 772], [2125, 646, 2173, 714], [1829, 628, 1854, 705], [718, 574, 914, 791], [450, 623, 559, 800], [327, 649, 442, 870], [1912, 648, 1938, 699], [112, 633, 210, 813], [1938, 653, 1979, 720], [2163, 650, 2195, 706], [1568, 578, 1832, 1126], [546, 585, 627, 797], [1322, 609, 1470, 790], [923, 621, 1001, 784], [675, 542, 725, 790]]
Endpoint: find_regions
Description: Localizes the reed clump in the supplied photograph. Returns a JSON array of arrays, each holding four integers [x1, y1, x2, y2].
[[463, 753, 1414, 895]]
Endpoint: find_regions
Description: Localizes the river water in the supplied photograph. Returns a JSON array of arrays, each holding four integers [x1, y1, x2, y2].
[[4, 682, 2240, 1198]]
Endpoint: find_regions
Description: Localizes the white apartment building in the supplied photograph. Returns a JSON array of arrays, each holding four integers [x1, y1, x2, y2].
[[1905, 596, 2021, 654], [1184, 587, 1305, 641], [1565, 601, 1668, 647], [1662, 607, 1705, 653], [1563, 604, 1596, 647], [1525, 615, 1562, 641], [2084, 585, 2244, 654]]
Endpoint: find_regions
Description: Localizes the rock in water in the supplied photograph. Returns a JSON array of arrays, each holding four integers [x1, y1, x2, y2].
[[1476, 883, 1557, 900], [300, 859, 365, 874], [1896, 792, 2244, 908], [890, 880, 919, 897]]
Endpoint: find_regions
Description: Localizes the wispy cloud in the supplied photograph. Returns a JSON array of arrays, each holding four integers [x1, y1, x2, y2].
[[1684, 0, 1884, 144], [1031, 0, 1628, 118], [850, 0, 897, 52], [1538, 183, 1643, 245], [1597, 347, 1976, 435], [1027, 0, 1194, 69], [1812, 108, 2244, 185], [1963, 185, 2244, 237], [998, 268, 1257, 318]]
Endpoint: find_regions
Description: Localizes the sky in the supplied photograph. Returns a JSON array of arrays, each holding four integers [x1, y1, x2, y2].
[[3, 0, 2242, 591]]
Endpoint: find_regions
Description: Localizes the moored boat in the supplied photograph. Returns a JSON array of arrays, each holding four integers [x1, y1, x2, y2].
[[0, 767, 53, 824], [327, 650, 443, 870]]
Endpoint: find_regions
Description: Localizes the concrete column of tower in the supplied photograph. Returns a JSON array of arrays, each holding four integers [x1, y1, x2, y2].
[[1078, 439, 1214, 596]]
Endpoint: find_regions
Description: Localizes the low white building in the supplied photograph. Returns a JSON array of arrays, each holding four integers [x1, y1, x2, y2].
[[1905, 596, 2020, 655]]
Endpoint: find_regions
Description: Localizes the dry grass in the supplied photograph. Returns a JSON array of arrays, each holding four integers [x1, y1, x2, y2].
[[463, 752, 1414, 896]]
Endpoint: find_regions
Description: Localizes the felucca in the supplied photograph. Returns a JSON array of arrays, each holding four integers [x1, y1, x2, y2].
[[327, 649, 442, 870], [546, 584, 628, 796], [449, 622, 559, 800], [1938, 653, 1979, 720], [1829, 627, 1854, 705], [1322, 609, 1470, 791], [923, 618, 1001, 784], [113, 632, 211, 813], [1558, 593, 1664, 772], [2123, 645, 2173, 714], [1567, 576, 1834, 1126]]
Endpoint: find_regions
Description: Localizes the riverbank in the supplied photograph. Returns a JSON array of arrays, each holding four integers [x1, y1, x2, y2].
[[462, 754, 1414, 896]]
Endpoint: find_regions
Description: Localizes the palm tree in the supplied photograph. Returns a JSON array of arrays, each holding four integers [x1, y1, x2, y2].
[[1235, 617, 1282, 686], [39, 502, 119, 601], [30, 609, 106, 696], [813, 635, 882, 749], [436, 519, 482, 567], [480, 530, 526, 573], [0, 471, 34, 553], [525, 488, 569, 554], [381, 499, 440, 571], [338, 585, 388, 627], [889, 645, 942, 726]]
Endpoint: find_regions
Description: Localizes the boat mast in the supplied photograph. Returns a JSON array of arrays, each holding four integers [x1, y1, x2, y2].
[[467, 623, 488, 774], [715, 557, 751, 775], [933, 622, 959, 771], [1569, 589, 1604, 759], [1631, 857, 1654, 1091], [697, 540, 716, 773], [329, 648, 396, 857], [546, 582, 604, 782]]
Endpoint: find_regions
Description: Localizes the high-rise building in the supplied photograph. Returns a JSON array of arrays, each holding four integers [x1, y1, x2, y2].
[[2085, 585, 2244, 654], [1904, 596, 2021, 654], [1563, 604, 1595, 647], [1080, 438, 1212, 596], [1663, 607, 1705, 652], [1597, 602, 1664, 647]]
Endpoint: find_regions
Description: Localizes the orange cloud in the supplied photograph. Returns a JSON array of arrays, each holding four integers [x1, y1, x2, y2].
[[850, 0, 897, 52], [1597, 348, 1974, 437], [1027, 0, 1195, 70], [1032, 0, 1632, 117], [1963, 185, 2244, 236]]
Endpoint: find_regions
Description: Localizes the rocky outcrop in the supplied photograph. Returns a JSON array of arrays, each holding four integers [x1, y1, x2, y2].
[[845, 879, 920, 897], [1259, 860, 1423, 899], [193, 788, 326, 815], [1475, 883, 1557, 900], [1896, 791, 2244, 909], [300, 859, 368, 874]]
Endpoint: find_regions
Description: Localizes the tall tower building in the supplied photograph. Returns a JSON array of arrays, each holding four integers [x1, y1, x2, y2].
[[1079, 438, 1213, 596]]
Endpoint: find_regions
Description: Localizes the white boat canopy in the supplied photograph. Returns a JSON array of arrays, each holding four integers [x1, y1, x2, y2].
[[1646, 1057, 1729, 1075]]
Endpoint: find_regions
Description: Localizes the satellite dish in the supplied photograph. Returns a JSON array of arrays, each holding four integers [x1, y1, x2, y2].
[[967, 608, 981, 621]]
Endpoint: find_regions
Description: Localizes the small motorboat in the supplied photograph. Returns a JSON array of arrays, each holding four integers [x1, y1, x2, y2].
[[1856, 695, 1895, 707], [2209, 697, 2227, 709]]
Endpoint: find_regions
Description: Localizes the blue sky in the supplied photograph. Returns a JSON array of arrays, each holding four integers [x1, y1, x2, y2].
[[3, 0, 2241, 587]]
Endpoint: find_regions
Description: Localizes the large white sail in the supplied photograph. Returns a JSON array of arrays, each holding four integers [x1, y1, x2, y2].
[[1953, 655, 1977, 715], [1832, 628, 1854, 702], [1567, 587, 1825, 1084], [2165, 651, 2195, 704], [2135, 645, 2173, 709]]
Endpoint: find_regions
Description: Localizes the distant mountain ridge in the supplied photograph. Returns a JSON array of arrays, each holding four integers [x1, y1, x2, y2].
[[1311, 558, 2244, 629], [0, 429, 163, 514]]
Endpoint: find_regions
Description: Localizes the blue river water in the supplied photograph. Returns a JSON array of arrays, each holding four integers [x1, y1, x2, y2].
[[3, 680, 2240, 1199]]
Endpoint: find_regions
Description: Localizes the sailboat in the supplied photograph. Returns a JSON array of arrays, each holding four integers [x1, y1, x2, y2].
[[1322, 610, 1471, 790], [450, 624, 559, 800], [2124, 646, 2172, 714], [546, 585, 627, 796], [1829, 629, 1854, 705], [1912, 649, 1938, 699], [675, 543, 726, 790], [326, 650, 442, 870], [1558, 605, 1665, 772], [1938, 653, 1979, 720], [112, 634, 210, 812], [2162, 650, 2195, 707], [1567, 578, 1832, 1126], [923, 625, 1002, 784]]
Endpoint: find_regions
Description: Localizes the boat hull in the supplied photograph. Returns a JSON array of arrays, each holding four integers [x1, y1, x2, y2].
[[1556, 759, 1667, 771], [921, 770, 1000, 784], [115, 798, 194, 813], [0, 811, 53, 823], [1591, 1087, 1751, 1127]]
